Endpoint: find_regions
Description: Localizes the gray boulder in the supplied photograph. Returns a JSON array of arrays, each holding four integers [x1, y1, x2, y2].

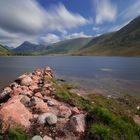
[[38, 112, 57, 125], [20, 76, 32, 86], [68, 114, 86, 133], [32, 135, 43, 140]]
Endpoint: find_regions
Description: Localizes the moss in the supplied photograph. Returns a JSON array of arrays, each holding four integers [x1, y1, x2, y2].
[[8, 128, 29, 140]]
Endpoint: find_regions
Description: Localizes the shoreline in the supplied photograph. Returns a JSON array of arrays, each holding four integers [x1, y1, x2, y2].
[[0, 67, 140, 139]]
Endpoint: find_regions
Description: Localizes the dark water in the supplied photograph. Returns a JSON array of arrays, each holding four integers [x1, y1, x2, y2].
[[0, 56, 140, 96]]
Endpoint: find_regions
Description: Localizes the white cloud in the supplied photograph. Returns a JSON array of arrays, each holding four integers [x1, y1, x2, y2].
[[94, 33, 101, 37], [0, 28, 39, 47], [92, 27, 100, 31], [0, 0, 89, 47], [65, 32, 91, 40], [119, 0, 140, 20], [94, 0, 117, 24], [45, 4, 89, 32], [40, 34, 60, 45]]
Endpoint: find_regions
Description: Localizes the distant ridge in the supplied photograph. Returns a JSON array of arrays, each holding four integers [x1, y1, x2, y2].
[[10, 15, 140, 56]]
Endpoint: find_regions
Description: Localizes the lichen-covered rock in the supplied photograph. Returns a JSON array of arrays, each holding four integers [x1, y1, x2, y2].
[[0, 96, 32, 133]]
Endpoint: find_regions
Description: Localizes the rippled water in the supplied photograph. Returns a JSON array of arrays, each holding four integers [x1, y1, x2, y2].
[[0, 56, 140, 96]]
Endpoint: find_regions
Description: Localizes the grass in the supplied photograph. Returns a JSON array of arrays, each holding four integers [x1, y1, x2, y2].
[[49, 78, 140, 140], [8, 128, 29, 140], [90, 124, 110, 140], [3, 77, 140, 140]]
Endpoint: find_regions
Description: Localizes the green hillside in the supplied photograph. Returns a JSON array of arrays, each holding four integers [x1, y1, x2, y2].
[[77, 16, 140, 56], [13, 15, 140, 56], [0, 44, 11, 55], [41, 37, 92, 55]]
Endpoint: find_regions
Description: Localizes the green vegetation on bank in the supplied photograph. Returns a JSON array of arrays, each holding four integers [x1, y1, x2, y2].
[[50, 78, 140, 140], [1, 77, 140, 140], [8, 128, 28, 140]]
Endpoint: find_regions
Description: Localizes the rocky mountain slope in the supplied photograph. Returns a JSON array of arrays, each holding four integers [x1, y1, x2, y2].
[[0, 67, 140, 139]]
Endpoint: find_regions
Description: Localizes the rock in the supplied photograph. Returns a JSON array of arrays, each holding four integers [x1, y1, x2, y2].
[[21, 86, 29, 92], [32, 135, 43, 140], [38, 113, 57, 125], [20, 76, 32, 86], [38, 113, 48, 125], [11, 87, 23, 96], [43, 83, 52, 88], [136, 106, 140, 110], [133, 115, 140, 125], [33, 114, 39, 119], [47, 100, 55, 106], [20, 95, 30, 105], [45, 113, 57, 125], [71, 107, 80, 115], [4, 87, 12, 93], [43, 135, 53, 140], [10, 82, 19, 89], [0, 96, 32, 132], [35, 69, 43, 76], [58, 105, 72, 118], [31, 97, 49, 113], [68, 114, 86, 133], [0, 87, 12, 102], [29, 85, 38, 91], [31, 75, 40, 83], [44, 67, 53, 78], [35, 92, 43, 99]]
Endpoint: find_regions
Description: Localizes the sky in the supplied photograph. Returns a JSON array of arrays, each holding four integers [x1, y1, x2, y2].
[[0, 0, 140, 47]]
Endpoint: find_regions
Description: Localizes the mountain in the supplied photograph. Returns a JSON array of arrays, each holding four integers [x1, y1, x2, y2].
[[0, 44, 11, 55], [40, 38, 92, 55], [77, 16, 140, 56], [13, 41, 47, 54], [13, 15, 140, 56]]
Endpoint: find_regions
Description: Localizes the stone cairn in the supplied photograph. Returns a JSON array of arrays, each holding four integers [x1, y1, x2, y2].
[[0, 67, 86, 140]]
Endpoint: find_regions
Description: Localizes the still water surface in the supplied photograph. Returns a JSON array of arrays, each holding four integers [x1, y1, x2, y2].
[[0, 56, 140, 96]]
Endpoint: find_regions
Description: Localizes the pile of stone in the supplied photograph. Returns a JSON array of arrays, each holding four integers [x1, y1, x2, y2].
[[0, 67, 86, 140]]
